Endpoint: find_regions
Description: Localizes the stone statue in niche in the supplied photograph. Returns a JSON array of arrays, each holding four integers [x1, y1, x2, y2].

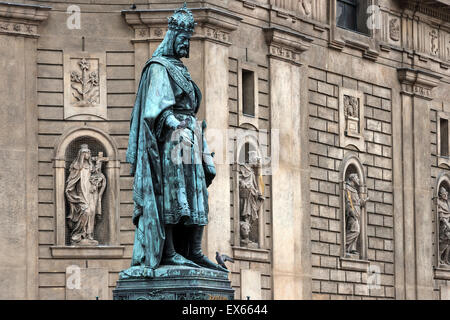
[[239, 151, 264, 248], [65, 144, 107, 245], [344, 173, 368, 256], [344, 95, 360, 138], [438, 186, 450, 266]]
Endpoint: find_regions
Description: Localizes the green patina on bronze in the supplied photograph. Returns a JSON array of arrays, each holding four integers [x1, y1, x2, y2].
[[115, 3, 234, 300]]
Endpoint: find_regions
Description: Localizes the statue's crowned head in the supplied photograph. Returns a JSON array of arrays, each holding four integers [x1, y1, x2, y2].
[[80, 144, 90, 153], [168, 2, 195, 35], [79, 144, 91, 160], [152, 3, 196, 58]]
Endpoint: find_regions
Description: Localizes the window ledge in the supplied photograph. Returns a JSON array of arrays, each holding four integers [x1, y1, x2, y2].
[[434, 266, 450, 280], [339, 257, 370, 272], [330, 23, 379, 61], [50, 245, 125, 259], [232, 246, 270, 263]]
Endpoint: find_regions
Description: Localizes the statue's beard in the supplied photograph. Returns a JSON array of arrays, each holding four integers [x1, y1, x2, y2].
[[175, 45, 189, 58]]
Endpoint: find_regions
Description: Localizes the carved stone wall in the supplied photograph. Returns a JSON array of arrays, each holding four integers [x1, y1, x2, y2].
[[3, 0, 450, 301], [228, 51, 273, 299], [37, 44, 134, 299], [309, 67, 394, 299], [431, 98, 450, 299]]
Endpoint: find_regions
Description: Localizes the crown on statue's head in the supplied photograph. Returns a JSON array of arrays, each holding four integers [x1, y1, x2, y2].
[[168, 2, 196, 34], [80, 144, 90, 152]]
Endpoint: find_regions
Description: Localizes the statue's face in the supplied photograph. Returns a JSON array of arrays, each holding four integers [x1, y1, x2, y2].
[[441, 189, 448, 201], [174, 31, 191, 58], [349, 174, 360, 187], [82, 150, 91, 160]]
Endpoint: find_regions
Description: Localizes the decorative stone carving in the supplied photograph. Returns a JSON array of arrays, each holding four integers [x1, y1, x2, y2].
[[0, 21, 38, 37], [300, 0, 312, 17], [344, 172, 368, 257], [205, 27, 230, 43], [438, 186, 450, 266], [70, 58, 100, 107], [264, 27, 313, 66], [65, 144, 107, 246], [343, 95, 360, 138], [63, 52, 107, 120], [339, 88, 365, 151], [239, 151, 264, 248], [430, 29, 439, 56], [123, 7, 240, 48], [397, 68, 441, 101], [389, 18, 400, 42]]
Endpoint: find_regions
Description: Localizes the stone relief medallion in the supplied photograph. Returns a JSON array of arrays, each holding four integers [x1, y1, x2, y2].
[[343, 95, 360, 138], [389, 18, 400, 42], [64, 53, 107, 120], [430, 29, 439, 56], [339, 88, 365, 151]]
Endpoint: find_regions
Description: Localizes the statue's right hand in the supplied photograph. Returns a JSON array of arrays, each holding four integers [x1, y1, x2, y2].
[[165, 114, 182, 130], [177, 120, 187, 129]]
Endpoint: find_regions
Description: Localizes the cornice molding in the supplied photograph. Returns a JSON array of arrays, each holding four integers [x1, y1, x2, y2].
[[397, 67, 442, 100], [0, 2, 51, 38], [122, 7, 241, 46], [401, 0, 450, 23], [263, 26, 313, 65]]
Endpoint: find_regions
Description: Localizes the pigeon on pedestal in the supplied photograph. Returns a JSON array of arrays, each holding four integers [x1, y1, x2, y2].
[[215, 252, 235, 270]]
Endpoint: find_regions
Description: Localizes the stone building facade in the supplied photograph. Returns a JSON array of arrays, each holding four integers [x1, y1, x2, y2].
[[1, 0, 450, 300]]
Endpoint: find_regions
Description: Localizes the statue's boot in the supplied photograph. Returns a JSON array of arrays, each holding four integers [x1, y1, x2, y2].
[[161, 225, 200, 268], [187, 226, 229, 273]]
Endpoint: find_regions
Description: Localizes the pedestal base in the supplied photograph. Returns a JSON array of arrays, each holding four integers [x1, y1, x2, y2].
[[113, 265, 235, 300]]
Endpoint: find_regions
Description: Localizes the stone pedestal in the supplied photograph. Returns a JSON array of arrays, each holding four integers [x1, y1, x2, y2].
[[113, 265, 234, 300]]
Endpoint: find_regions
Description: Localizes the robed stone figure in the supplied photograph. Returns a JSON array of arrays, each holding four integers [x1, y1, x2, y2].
[[344, 173, 367, 255], [239, 156, 264, 247], [438, 186, 450, 265], [126, 4, 226, 272], [65, 144, 106, 245]]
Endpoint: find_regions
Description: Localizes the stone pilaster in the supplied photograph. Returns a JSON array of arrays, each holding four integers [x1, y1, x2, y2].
[[0, 2, 50, 300], [395, 68, 441, 300], [264, 26, 313, 299]]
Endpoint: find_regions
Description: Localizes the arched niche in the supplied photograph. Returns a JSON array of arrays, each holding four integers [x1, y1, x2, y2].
[[53, 126, 121, 247], [339, 153, 368, 260], [232, 127, 265, 249], [434, 172, 450, 268]]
